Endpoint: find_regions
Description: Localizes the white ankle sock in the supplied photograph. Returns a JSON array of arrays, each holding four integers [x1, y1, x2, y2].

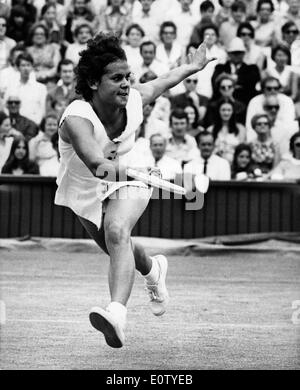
[[106, 301, 127, 328], [144, 256, 160, 285]]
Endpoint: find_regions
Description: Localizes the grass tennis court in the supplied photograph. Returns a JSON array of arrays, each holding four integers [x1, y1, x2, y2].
[[0, 248, 299, 370]]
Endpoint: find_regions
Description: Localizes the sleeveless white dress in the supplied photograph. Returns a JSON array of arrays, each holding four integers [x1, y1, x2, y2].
[[54, 88, 150, 229]]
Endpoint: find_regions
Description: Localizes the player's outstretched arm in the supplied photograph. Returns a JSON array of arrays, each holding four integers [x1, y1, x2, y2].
[[136, 40, 217, 107]]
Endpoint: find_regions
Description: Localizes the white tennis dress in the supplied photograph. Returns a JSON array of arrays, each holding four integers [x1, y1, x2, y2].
[[54, 88, 150, 229]]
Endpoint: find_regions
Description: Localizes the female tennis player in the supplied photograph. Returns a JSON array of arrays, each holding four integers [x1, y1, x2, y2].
[[54, 33, 215, 348]]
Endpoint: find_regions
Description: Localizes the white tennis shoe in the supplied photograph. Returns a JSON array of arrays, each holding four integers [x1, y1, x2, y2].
[[89, 306, 125, 348], [145, 255, 169, 316]]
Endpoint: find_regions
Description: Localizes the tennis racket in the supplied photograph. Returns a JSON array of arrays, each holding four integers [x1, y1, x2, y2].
[[126, 168, 187, 195]]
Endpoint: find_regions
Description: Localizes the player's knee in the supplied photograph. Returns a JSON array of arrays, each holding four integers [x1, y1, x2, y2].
[[105, 221, 131, 247]]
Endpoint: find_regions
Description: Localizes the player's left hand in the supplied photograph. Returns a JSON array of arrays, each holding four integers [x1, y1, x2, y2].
[[187, 39, 217, 71]]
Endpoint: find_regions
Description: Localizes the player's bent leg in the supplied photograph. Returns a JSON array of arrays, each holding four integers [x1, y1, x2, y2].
[[132, 240, 169, 317]]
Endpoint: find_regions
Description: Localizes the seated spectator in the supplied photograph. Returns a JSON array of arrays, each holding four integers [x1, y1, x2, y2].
[[28, 112, 59, 175], [189, 0, 216, 47], [138, 70, 171, 125], [205, 72, 246, 125], [163, 0, 198, 49], [165, 108, 199, 167], [169, 76, 209, 125], [281, 21, 300, 74], [12, 0, 37, 25], [250, 113, 280, 174], [6, 95, 38, 142], [64, 22, 93, 66], [137, 99, 169, 139], [51, 97, 68, 120], [46, 59, 78, 113], [218, 0, 246, 49], [131, 40, 169, 84], [231, 143, 256, 180], [212, 37, 261, 105], [280, 0, 300, 31], [131, 0, 161, 44], [95, 0, 131, 41], [0, 111, 20, 171], [122, 23, 144, 72], [156, 21, 183, 72], [184, 103, 204, 138], [0, 16, 16, 71], [0, 43, 28, 101], [6, 5, 32, 44], [64, 0, 95, 44], [215, 0, 234, 26], [39, 3, 64, 45], [37, 130, 60, 176], [237, 22, 267, 72], [207, 99, 246, 163], [246, 76, 295, 139], [148, 133, 182, 181], [189, 24, 227, 99], [26, 23, 61, 86], [0, 1, 10, 19], [263, 43, 298, 101], [262, 94, 298, 155], [250, 0, 281, 56], [4, 53, 47, 126], [1, 136, 39, 174], [40, 0, 68, 28], [184, 130, 231, 183], [270, 131, 300, 180]]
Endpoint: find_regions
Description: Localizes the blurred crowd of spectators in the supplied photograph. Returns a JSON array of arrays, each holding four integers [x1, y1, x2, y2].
[[0, 0, 300, 182]]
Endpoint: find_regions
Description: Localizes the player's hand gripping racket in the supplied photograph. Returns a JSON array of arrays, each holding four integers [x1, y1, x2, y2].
[[126, 168, 187, 195]]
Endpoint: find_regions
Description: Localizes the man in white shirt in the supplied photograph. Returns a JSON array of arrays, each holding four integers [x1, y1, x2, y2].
[[163, 0, 198, 49], [149, 133, 182, 180], [0, 15, 16, 70], [165, 108, 199, 166], [131, 0, 161, 44], [262, 95, 299, 156], [184, 130, 231, 181], [131, 41, 169, 84], [4, 53, 47, 126], [246, 76, 296, 140]]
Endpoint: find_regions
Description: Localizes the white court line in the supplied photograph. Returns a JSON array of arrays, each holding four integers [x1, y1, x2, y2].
[[0, 300, 6, 325], [3, 319, 294, 329]]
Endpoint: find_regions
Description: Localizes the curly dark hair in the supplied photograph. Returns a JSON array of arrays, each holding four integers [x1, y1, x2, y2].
[[75, 33, 127, 101]]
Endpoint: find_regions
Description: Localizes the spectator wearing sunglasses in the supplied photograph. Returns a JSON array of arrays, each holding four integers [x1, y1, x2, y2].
[[281, 21, 300, 74], [263, 94, 298, 155], [246, 76, 295, 139], [270, 131, 300, 180], [249, 113, 280, 174], [6, 95, 38, 142], [169, 76, 209, 126], [237, 22, 267, 72], [204, 72, 246, 126]]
